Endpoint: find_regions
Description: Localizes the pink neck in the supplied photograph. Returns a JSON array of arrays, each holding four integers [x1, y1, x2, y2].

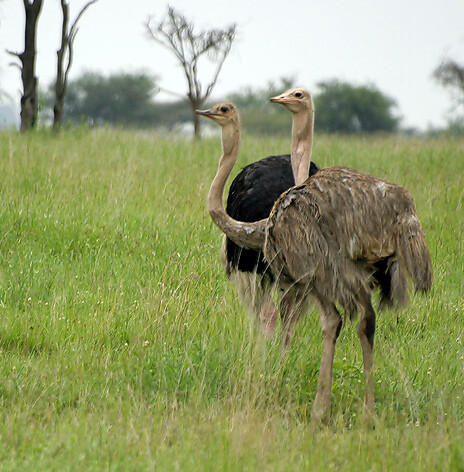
[[291, 108, 314, 185]]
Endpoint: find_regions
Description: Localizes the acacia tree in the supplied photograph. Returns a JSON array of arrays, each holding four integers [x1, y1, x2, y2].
[[53, 0, 98, 132], [8, 0, 43, 132], [147, 6, 236, 139]]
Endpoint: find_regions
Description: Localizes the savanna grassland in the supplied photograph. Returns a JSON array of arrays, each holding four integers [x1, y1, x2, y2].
[[0, 129, 463, 471]]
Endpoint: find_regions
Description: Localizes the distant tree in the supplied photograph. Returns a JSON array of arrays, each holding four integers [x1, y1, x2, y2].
[[53, 0, 98, 132], [47, 71, 162, 127], [7, 0, 43, 132], [433, 58, 464, 109], [314, 80, 400, 133], [147, 6, 236, 139]]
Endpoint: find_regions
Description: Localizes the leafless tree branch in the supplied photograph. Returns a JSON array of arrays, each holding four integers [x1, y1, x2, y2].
[[146, 6, 236, 138], [53, 0, 98, 131]]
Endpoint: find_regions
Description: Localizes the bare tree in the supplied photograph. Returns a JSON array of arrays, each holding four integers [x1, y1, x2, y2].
[[433, 58, 464, 109], [53, 0, 98, 132], [7, 0, 43, 132], [147, 6, 236, 139]]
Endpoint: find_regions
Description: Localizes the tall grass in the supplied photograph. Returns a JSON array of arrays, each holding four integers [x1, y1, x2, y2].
[[0, 129, 463, 470]]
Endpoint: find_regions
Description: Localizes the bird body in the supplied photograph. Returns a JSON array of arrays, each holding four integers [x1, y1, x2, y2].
[[265, 166, 432, 315]]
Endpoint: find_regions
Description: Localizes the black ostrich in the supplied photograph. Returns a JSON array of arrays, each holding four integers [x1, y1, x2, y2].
[[225, 155, 319, 331]]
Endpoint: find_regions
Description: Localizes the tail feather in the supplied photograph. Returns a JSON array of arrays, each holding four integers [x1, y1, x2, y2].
[[374, 258, 408, 310], [396, 214, 433, 293]]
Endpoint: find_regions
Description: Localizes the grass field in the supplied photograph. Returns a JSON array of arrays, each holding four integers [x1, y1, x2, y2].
[[0, 129, 463, 470]]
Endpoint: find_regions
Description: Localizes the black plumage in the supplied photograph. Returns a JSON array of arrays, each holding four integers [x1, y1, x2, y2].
[[225, 154, 320, 276]]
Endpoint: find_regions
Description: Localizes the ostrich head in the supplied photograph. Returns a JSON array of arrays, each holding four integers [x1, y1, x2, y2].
[[270, 87, 313, 114], [196, 102, 240, 155], [270, 87, 314, 185], [195, 102, 239, 127]]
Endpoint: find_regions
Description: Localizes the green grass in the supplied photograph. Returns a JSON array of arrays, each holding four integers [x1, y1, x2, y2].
[[0, 128, 463, 470]]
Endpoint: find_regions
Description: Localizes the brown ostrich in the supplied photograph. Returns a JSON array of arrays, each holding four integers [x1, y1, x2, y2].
[[197, 96, 432, 423]]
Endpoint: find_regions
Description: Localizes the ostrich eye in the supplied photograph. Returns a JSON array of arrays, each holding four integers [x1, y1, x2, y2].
[[220, 106, 229, 113], [294, 92, 303, 98]]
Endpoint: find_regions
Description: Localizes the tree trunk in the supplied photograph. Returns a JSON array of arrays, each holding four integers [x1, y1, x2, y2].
[[20, 74, 37, 132], [190, 99, 203, 139], [53, 96, 64, 132], [193, 109, 201, 139], [53, 0, 68, 133], [53, 0, 97, 132], [19, 0, 43, 132]]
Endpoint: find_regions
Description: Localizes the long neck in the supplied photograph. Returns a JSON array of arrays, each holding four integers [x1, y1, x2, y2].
[[208, 121, 266, 250], [290, 107, 314, 185], [208, 124, 240, 214]]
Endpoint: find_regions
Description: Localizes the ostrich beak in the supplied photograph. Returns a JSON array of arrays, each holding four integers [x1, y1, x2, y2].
[[195, 108, 215, 117], [270, 94, 283, 103], [270, 94, 296, 104]]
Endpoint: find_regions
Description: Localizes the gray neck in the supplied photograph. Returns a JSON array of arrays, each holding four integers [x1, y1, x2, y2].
[[207, 121, 266, 250]]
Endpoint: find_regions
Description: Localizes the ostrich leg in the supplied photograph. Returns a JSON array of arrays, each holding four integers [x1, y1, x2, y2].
[[258, 295, 279, 338], [356, 289, 376, 414], [280, 292, 306, 348], [312, 300, 343, 424]]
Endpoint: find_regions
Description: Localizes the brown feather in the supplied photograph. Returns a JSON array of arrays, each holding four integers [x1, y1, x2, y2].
[[264, 166, 432, 315]]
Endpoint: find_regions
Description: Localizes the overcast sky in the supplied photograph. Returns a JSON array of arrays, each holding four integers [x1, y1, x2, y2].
[[1, 0, 463, 130]]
